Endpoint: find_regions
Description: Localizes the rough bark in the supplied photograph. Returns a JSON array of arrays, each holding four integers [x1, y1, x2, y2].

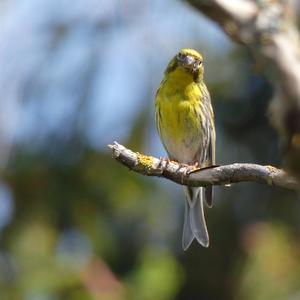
[[186, 0, 300, 178]]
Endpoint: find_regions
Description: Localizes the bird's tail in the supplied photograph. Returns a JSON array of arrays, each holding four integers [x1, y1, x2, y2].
[[182, 186, 209, 250]]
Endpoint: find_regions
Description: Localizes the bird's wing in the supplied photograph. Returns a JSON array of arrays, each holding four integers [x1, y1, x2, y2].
[[204, 125, 215, 207], [200, 86, 216, 207]]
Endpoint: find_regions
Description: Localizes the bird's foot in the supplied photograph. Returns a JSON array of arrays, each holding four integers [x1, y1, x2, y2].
[[173, 162, 199, 183], [185, 162, 201, 175]]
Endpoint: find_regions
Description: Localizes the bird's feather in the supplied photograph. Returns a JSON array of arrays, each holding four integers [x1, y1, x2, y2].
[[182, 186, 209, 250]]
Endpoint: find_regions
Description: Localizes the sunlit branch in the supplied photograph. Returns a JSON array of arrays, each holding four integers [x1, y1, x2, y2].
[[186, 0, 300, 178], [108, 142, 299, 192]]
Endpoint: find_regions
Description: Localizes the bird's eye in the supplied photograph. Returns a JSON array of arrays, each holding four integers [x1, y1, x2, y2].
[[194, 60, 202, 68], [177, 52, 183, 59]]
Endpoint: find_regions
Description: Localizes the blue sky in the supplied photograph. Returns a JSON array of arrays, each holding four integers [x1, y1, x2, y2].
[[0, 0, 232, 156]]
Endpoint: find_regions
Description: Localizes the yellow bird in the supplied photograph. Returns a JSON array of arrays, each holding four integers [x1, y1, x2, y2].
[[155, 48, 216, 250]]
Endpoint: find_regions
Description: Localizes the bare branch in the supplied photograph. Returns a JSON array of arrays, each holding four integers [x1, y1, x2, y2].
[[108, 142, 299, 192]]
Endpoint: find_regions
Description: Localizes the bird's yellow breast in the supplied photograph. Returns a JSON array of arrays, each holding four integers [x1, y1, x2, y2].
[[155, 67, 203, 162]]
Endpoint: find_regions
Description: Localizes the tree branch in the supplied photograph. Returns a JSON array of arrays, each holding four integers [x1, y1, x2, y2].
[[186, 0, 300, 178], [108, 142, 299, 192]]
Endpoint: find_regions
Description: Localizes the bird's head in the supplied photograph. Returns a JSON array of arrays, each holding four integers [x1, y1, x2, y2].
[[165, 48, 204, 81], [176, 49, 203, 72]]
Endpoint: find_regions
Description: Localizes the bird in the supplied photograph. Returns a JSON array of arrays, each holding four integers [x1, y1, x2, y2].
[[155, 48, 216, 250]]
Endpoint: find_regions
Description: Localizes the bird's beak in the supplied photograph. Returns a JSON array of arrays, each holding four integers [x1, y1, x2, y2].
[[177, 55, 201, 72], [177, 55, 195, 68]]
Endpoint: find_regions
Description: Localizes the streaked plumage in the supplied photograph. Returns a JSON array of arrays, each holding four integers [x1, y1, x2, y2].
[[155, 48, 216, 250]]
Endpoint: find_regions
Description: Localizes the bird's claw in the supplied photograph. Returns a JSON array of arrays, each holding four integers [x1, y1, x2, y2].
[[173, 162, 200, 183], [182, 162, 201, 175], [186, 166, 201, 175]]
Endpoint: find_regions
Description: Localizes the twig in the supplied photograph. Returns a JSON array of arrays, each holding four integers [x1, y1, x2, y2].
[[108, 142, 299, 191]]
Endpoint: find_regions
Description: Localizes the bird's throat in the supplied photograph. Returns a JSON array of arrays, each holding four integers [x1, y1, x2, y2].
[[168, 66, 194, 86]]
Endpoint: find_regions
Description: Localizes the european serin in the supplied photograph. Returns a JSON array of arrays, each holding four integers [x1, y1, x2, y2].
[[155, 48, 216, 250]]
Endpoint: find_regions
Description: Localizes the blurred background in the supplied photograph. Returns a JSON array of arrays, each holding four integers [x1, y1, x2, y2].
[[0, 0, 299, 299]]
